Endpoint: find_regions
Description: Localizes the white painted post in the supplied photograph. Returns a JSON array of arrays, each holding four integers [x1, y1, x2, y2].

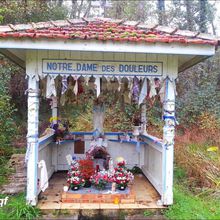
[[51, 96, 58, 123], [141, 102, 147, 134], [162, 78, 175, 205], [26, 76, 39, 206], [51, 96, 58, 172]]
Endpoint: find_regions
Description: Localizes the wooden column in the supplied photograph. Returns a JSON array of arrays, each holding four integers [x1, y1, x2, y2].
[[26, 76, 39, 206], [162, 78, 175, 205]]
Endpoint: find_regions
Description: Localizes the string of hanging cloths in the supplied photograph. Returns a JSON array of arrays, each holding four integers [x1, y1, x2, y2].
[[41, 74, 177, 105]]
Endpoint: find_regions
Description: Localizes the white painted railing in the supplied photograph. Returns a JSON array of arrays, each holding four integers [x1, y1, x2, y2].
[[141, 134, 163, 195], [38, 134, 55, 195]]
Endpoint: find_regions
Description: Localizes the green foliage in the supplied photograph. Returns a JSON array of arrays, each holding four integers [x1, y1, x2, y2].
[[176, 56, 220, 127], [0, 1, 68, 25], [0, 60, 17, 148], [164, 184, 220, 220], [143, 210, 154, 217], [0, 193, 40, 220]]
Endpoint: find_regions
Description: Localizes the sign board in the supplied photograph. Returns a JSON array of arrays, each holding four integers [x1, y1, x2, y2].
[[42, 59, 163, 77]]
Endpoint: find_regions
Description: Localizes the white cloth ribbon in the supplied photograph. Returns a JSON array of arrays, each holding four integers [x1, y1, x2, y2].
[[94, 76, 101, 97], [159, 79, 166, 103], [128, 77, 133, 99], [46, 75, 56, 98], [138, 78, 147, 105], [73, 76, 78, 95], [149, 79, 157, 98], [38, 160, 48, 192]]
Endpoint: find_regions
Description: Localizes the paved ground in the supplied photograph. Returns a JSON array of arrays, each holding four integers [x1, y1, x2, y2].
[[38, 171, 164, 210]]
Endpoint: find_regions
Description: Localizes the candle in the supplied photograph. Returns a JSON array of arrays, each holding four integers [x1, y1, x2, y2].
[[112, 182, 116, 192]]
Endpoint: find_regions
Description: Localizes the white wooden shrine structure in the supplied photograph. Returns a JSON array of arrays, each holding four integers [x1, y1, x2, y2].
[[0, 18, 218, 206]]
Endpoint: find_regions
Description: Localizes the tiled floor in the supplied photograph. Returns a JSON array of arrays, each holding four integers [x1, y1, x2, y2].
[[38, 172, 164, 210]]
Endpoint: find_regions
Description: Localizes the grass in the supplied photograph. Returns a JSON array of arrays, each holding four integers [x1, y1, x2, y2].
[[0, 193, 40, 220], [164, 166, 220, 220]]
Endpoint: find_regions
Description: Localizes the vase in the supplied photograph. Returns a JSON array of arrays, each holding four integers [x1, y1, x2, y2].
[[133, 126, 140, 136], [84, 180, 92, 188], [71, 185, 79, 191], [118, 185, 126, 191]]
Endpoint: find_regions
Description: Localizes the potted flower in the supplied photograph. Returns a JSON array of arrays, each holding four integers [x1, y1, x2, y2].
[[67, 161, 85, 190], [79, 159, 95, 188], [113, 160, 134, 190], [90, 170, 109, 190], [132, 112, 141, 137]]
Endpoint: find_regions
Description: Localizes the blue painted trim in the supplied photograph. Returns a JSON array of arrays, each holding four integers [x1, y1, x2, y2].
[[58, 139, 81, 144], [108, 139, 146, 145], [38, 135, 54, 146], [140, 134, 162, 146], [70, 131, 133, 136]]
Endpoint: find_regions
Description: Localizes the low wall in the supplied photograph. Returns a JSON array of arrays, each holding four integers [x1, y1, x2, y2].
[[37, 132, 163, 197]]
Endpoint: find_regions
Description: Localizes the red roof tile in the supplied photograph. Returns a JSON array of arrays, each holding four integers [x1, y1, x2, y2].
[[0, 18, 217, 46]]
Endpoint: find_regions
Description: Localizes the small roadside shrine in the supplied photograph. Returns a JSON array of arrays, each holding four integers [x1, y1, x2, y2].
[[0, 18, 218, 208]]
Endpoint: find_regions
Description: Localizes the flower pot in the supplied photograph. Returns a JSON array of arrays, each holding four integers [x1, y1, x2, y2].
[[84, 180, 92, 188], [71, 185, 79, 191], [133, 126, 140, 136], [118, 185, 126, 191]]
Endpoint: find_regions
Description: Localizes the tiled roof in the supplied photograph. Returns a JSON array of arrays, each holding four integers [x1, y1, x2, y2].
[[0, 18, 218, 46]]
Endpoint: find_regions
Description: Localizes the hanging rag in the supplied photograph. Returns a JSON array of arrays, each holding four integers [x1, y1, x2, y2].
[[40, 78, 47, 98], [138, 78, 147, 105], [73, 76, 78, 96], [117, 77, 122, 92], [38, 160, 48, 192], [94, 76, 101, 97], [159, 79, 166, 103], [132, 77, 139, 103], [149, 79, 157, 98], [61, 75, 68, 95], [46, 75, 57, 98], [128, 77, 133, 99]]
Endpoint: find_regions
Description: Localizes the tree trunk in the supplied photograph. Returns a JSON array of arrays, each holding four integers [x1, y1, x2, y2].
[[115, 1, 122, 19], [199, 0, 207, 33], [77, 0, 84, 18], [184, 0, 194, 31], [71, 0, 78, 18], [57, 0, 63, 7], [157, 0, 166, 25], [83, 0, 92, 18], [137, 1, 145, 22]]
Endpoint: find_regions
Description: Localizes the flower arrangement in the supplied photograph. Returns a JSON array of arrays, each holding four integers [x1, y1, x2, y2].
[[113, 160, 134, 190], [90, 170, 109, 190], [79, 159, 95, 187], [67, 161, 85, 190]]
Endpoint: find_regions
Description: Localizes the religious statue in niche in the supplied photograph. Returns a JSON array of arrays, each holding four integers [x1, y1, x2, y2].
[[86, 129, 110, 171]]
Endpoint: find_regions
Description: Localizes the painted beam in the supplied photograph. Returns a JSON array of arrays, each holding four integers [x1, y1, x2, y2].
[[178, 55, 209, 72], [0, 38, 216, 56], [0, 48, 25, 69]]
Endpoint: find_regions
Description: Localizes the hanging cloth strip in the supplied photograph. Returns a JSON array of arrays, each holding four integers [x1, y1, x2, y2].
[[149, 78, 157, 98], [94, 76, 101, 97], [159, 79, 166, 103], [61, 75, 68, 95], [46, 75, 56, 98], [132, 76, 139, 103], [73, 76, 78, 96], [138, 77, 147, 105]]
